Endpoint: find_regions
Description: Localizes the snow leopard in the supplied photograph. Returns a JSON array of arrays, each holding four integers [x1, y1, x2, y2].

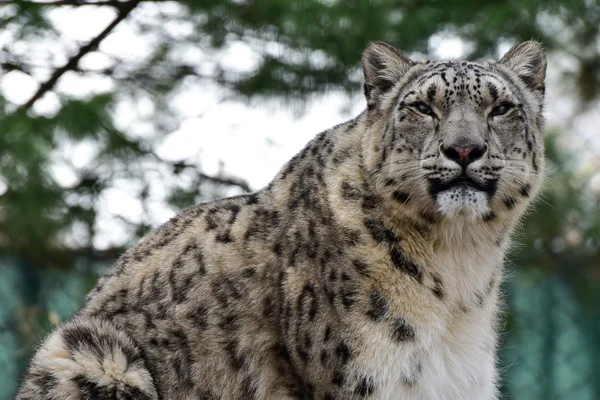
[[17, 40, 546, 400]]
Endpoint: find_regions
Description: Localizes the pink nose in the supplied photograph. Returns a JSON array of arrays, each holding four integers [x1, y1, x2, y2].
[[441, 144, 488, 167], [455, 147, 474, 163]]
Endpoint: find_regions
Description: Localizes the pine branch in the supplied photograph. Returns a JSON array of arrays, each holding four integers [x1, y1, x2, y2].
[[15, 0, 142, 113]]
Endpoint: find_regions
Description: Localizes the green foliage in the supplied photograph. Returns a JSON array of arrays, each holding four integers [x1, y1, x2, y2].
[[514, 134, 600, 306], [0, 92, 142, 260], [180, 0, 600, 99]]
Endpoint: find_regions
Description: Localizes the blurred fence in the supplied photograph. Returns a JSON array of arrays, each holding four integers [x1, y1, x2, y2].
[[500, 268, 600, 400], [1, 256, 598, 400]]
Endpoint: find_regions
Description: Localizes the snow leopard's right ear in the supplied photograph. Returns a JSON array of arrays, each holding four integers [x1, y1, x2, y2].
[[500, 41, 547, 93], [362, 41, 415, 105]]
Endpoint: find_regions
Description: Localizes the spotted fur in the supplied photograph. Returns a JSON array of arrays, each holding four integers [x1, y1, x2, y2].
[[17, 41, 546, 400]]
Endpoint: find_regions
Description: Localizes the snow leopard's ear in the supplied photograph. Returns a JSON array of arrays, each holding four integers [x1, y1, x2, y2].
[[362, 41, 415, 104], [500, 41, 546, 93]]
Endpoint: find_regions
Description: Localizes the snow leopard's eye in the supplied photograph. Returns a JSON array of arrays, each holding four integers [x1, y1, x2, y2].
[[413, 102, 435, 116], [490, 102, 514, 117]]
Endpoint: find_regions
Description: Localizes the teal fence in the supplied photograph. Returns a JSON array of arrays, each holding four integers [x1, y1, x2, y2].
[[1, 257, 598, 399], [500, 269, 600, 399]]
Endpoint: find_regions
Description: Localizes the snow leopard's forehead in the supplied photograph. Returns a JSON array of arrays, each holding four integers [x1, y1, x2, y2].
[[398, 60, 526, 111]]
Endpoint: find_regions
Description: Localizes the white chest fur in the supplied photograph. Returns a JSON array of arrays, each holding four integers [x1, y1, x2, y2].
[[408, 306, 499, 400], [356, 293, 500, 400], [355, 228, 503, 400]]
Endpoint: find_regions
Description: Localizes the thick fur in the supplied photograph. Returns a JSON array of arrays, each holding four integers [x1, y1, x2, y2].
[[17, 41, 546, 399]]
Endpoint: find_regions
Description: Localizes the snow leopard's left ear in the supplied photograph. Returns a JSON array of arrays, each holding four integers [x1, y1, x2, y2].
[[500, 41, 547, 93], [362, 41, 415, 105]]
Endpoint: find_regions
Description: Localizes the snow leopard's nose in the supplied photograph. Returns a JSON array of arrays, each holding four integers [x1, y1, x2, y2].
[[441, 143, 488, 168]]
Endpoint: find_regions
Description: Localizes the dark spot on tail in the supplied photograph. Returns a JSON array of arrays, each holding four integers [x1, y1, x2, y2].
[[62, 325, 96, 353], [74, 375, 151, 399], [28, 371, 58, 392], [74, 375, 116, 398]]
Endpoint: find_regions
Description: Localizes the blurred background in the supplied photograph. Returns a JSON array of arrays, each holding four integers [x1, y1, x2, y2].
[[0, 0, 599, 398]]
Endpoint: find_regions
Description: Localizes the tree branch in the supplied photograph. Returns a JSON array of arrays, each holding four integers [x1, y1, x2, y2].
[[0, 0, 167, 6], [16, 0, 142, 113], [36, 0, 126, 5], [198, 172, 252, 193], [168, 159, 252, 193], [0, 61, 33, 76]]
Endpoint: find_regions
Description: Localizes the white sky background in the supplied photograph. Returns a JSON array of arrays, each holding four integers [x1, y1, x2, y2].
[[1, 2, 599, 250]]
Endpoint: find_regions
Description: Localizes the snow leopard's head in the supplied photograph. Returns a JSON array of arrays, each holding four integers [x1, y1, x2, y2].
[[361, 41, 546, 223]]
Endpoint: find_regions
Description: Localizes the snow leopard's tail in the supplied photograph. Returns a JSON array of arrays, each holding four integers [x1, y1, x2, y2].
[[16, 316, 158, 400]]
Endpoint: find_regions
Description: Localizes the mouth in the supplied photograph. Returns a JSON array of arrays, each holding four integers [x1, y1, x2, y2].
[[453, 174, 478, 188], [429, 174, 498, 197]]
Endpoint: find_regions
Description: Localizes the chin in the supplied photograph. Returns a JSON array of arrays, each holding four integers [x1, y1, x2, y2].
[[435, 185, 492, 221]]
